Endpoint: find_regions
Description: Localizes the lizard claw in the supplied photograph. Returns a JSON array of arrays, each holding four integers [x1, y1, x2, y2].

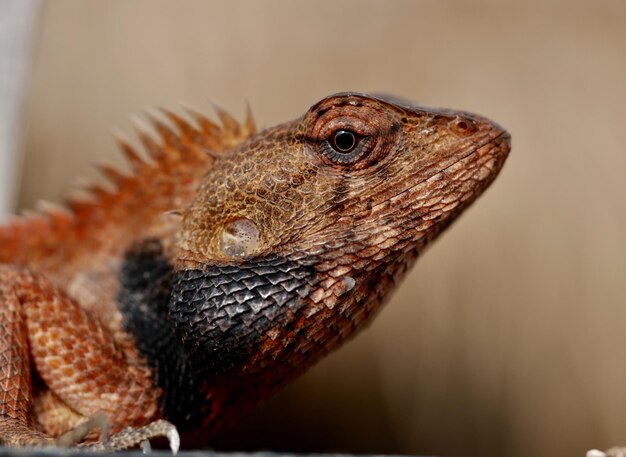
[[167, 426, 180, 455], [134, 422, 179, 454], [141, 439, 152, 454]]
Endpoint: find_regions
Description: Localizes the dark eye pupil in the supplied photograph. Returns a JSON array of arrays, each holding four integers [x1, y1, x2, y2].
[[332, 130, 357, 152]]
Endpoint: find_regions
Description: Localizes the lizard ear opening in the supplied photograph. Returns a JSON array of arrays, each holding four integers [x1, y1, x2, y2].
[[220, 217, 260, 258]]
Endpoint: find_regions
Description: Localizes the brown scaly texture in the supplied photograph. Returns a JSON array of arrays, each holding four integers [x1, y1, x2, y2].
[[0, 104, 254, 449], [0, 93, 510, 450]]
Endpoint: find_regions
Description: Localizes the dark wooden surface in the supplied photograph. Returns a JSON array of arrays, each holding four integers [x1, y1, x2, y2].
[[0, 450, 433, 457]]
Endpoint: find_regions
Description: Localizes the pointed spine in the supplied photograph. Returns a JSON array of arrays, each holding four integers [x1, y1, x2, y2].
[[189, 109, 221, 136], [210, 100, 241, 137], [84, 182, 113, 200], [112, 130, 145, 171], [96, 164, 127, 187], [160, 108, 197, 141], [132, 116, 164, 159], [244, 102, 257, 137], [35, 200, 73, 218], [146, 110, 182, 150]]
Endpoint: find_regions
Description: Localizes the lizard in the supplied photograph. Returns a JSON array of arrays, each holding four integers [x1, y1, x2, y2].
[[0, 92, 511, 451]]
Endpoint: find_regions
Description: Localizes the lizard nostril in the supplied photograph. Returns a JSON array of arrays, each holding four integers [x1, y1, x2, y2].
[[449, 117, 478, 136], [220, 218, 260, 257]]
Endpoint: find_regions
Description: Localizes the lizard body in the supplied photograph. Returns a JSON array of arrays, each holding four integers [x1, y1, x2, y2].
[[0, 93, 510, 450]]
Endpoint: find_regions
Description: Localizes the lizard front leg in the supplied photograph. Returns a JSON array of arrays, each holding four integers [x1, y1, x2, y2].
[[0, 265, 175, 450], [0, 269, 49, 446]]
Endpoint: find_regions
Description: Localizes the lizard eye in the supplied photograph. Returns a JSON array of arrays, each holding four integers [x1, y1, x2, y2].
[[331, 130, 359, 153], [323, 129, 369, 165], [305, 95, 402, 170]]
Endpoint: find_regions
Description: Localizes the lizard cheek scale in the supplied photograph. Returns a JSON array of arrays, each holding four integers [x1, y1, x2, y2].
[[0, 92, 510, 449]]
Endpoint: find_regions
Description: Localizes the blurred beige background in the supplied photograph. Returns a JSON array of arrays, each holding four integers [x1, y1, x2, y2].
[[11, 1, 626, 456]]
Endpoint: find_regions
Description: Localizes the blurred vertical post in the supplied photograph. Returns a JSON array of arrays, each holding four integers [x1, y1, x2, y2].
[[0, 0, 41, 220]]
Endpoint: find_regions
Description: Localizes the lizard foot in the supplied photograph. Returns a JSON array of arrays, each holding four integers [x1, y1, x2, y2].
[[80, 419, 180, 454], [0, 414, 178, 453]]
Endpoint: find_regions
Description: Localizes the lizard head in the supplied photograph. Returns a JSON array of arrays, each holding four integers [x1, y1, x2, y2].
[[171, 93, 510, 381]]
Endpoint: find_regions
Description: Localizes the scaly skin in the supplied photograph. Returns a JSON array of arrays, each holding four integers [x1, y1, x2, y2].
[[0, 93, 510, 450]]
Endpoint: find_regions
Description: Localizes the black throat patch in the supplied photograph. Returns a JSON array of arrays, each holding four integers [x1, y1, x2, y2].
[[117, 239, 208, 429], [118, 240, 318, 428], [169, 255, 317, 376]]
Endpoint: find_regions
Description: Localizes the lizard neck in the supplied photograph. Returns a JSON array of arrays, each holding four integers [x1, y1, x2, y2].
[[117, 239, 211, 430], [169, 242, 417, 387], [117, 236, 415, 431]]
